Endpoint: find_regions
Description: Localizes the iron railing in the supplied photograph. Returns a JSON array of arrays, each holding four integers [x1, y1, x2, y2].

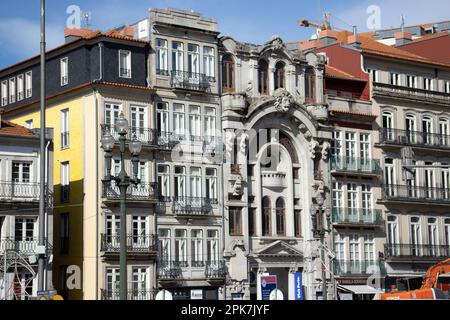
[[100, 234, 158, 253], [0, 182, 41, 201], [325, 89, 370, 101], [205, 261, 227, 279], [331, 157, 382, 175], [156, 69, 170, 76], [332, 208, 384, 226], [170, 71, 210, 92], [381, 184, 450, 203], [333, 260, 386, 276], [384, 244, 450, 259], [0, 237, 52, 255], [172, 197, 217, 214], [379, 128, 450, 149], [101, 288, 158, 301], [101, 124, 159, 147], [102, 182, 158, 201], [157, 260, 186, 279]]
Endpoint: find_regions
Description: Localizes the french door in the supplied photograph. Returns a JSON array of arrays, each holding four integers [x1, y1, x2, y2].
[[130, 106, 148, 142], [105, 103, 122, 139]]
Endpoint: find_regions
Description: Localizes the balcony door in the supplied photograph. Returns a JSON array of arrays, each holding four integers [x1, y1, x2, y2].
[[382, 111, 394, 141], [190, 167, 202, 208], [443, 167, 450, 200], [206, 230, 219, 264], [410, 217, 422, 256], [15, 217, 37, 251], [131, 267, 150, 300], [12, 162, 32, 198], [188, 44, 200, 85], [334, 233, 345, 273], [445, 219, 450, 256], [130, 105, 148, 142], [349, 234, 361, 274], [156, 102, 169, 139], [360, 133, 371, 171], [424, 165, 435, 200], [132, 216, 149, 249], [175, 229, 188, 267], [384, 158, 395, 197], [405, 114, 417, 144], [347, 184, 358, 222], [189, 106, 201, 140], [361, 184, 372, 223], [105, 103, 122, 139], [173, 104, 186, 139], [387, 216, 400, 256], [439, 119, 450, 147], [106, 268, 120, 300], [345, 132, 356, 170], [191, 229, 204, 267], [427, 218, 439, 256], [174, 166, 186, 203], [422, 116, 433, 145], [106, 214, 120, 249]]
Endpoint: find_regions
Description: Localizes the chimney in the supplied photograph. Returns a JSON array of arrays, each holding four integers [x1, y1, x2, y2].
[[64, 28, 95, 43], [348, 34, 362, 49], [319, 29, 339, 46], [394, 31, 413, 46]]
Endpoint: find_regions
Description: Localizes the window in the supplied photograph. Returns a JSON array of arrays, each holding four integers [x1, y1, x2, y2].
[[405, 114, 417, 143], [60, 213, 69, 255], [294, 210, 302, 238], [347, 184, 358, 219], [222, 55, 235, 93], [156, 102, 169, 134], [156, 38, 168, 75], [61, 109, 70, 149], [106, 268, 120, 299], [424, 163, 435, 198], [25, 119, 33, 129], [131, 267, 149, 299], [9, 77, 16, 103], [203, 46, 215, 79], [362, 184, 372, 220], [360, 133, 371, 162], [189, 105, 201, 140], [349, 234, 361, 268], [427, 218, 438, 255], [258, 60, 269, 95], [104, 103, 122, 134], [422, 116, 433, 145], [276, 198, 285, 236], [130, 105, 147, 140], [174, 166, 186, 198], [190, 167, 202, 199], [249, 208, 256, 236], [25, 71, 32, 98], [61, 162, 70, 203], [173, 103, 185, 137], [387, 216, 399, 247], [331, 131, 342, 158], [424, 77, 434, 91], [175, 229, 188, 266], [206, 230, 219, 263], [305, 67, 316, 103], [172, 41, 184, 72], [446, 81, 450, 94], [17, 74, 24, 101], [332, 182, 343, 210], [390, 73, 400, 86], [15, 217, 36, 242], [204, 107, 216, 140], [445, 219, 450, 246], [229, 207, 242, 236], [188, 44, 200, 76], [1, 80, 7, 106], [442, 166, 450, 200], [119, 50, 131, 78], [334, 233, 345, 262], [132, 216, 148, 248], [262, 197, 271, 236], [274, 61, 285, 90], [345, 132, 356, 160], [382, 111, 394, 141], [158, 229, 171, 262], [364, 235, 375, 262], [106, 214, 120, 247], [191, 230, 204, 267], [407, 75, 417, 88], [206, 168, 217, 202], [410, 217, 422, 256], [12, 161, 31, 183], [60, 57, 68, 86], [368, 69, 378, 82], [384, 158, 395, 195], [439, 118, 450, 146]]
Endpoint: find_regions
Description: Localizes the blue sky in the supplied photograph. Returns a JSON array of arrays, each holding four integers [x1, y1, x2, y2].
[[1, 0, 450, 69]]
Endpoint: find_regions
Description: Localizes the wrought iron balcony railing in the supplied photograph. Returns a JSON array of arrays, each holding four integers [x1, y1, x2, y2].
[[331, 157, 382, 175], [372, 82, 450, 106], [170, 71, 210, 92], [379, 128, 450, 149], [100, 234, 158, 253], [157, 260, 186, 279], [172, 197, 217, 214], [333, 260, 386, 276], [102, 182, 158, 201], [101, 288, 157, 301], [384, 244, 450, 260], [101, 124, 159, 147], [0, 237, 52, 255], [332, 208, 384, 226], [0, 181, 41, 202], [205, 261, 227, 279], [381, 184, 450, 204]]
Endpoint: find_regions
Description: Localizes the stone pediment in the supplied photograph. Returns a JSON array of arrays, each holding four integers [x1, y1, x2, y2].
[[254, 240, 303, 258]]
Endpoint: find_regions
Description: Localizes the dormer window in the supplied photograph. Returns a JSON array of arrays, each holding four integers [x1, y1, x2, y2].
[[119, 50, 131, 78], [9, 77, 16, 104], [274, 61, 285, 90], [1, 80, 7, 106], [258, 60, 269, 95], [61, 57, 69, 86]]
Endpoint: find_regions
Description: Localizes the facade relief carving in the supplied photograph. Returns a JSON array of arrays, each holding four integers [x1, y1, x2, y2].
[[273, 88, 295, 112]]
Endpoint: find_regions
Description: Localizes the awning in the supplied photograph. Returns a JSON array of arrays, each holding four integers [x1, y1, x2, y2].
[[337, 285, 383, 295]]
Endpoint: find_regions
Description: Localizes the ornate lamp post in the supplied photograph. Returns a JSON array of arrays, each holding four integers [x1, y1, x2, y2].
[[101, 112, 142, 300]]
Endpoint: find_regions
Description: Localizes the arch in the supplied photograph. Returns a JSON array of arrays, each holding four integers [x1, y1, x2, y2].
[[258, 59, 269, 95], [222, 54, 235, 93], [262, 196, 272, 236], [276, 197, 286, 236], [274, 61, 285, 90]]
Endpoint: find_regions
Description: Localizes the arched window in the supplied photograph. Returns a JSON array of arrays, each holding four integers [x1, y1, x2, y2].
[[405, 114, 416, 143], [222, 55, 235, 93], [274, 61, 285, 90], [276, 198, 285, 236], [258, 60, 269, 95], [262, 197, 272, 236], [305, 67, 316, 103], [422, 115, 433, 145]]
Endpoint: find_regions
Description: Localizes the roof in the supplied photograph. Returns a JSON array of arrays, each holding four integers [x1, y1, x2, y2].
[[325, 65, 366, 82], [0, 121, 35, 137], [330, 109, 376, 118], [400, 31, 450, 45]]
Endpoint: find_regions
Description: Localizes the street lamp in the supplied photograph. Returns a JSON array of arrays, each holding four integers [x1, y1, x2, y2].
[[101, 112, 142, 300]]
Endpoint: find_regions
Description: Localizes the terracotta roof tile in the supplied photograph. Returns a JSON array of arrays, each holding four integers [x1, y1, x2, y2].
[[325, 65, 366, 82], [0, 121, 35, 137]]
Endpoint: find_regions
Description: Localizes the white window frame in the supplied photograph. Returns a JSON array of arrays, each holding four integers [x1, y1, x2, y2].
[[188, 43, 200, 75], [203, 46, 215, 78], [25, 71, 32, 98], [157, 165, 170, 199], [60, 57, 69, 86], [191, 229, 204, 266], [1, 80, 7, 106], [424, 77, 434, 91], [189, 105, 201, 139], [60, 108, 70, 149], [9, 77, 16, 104], [390, 73, 400, 86], [156, 38, 168, 74], [17, 74, 24, 101], [61, 162, 70, 187], [118, 50, 132, 79], [172, 41, 184, 72], [205, 168, 217, 201], [446, 81, 450, 94], [407, 75, 417, 88]]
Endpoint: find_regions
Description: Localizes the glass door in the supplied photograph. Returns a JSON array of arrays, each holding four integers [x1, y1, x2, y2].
[[130, 106, 147, 142], [132, 216, 148, 250], [105, 103, 122, 139], [106, 215, 120, 250]]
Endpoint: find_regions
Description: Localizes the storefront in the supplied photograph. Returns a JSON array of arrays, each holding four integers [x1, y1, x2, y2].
[[336, 279, 384, 300], [165, 287, 221, 300]]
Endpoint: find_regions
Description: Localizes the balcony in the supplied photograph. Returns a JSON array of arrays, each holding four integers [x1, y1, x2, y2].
[[333, 260, 386, 276], [331, 157, 382, 176], [157, 261, 186, 280], [0, 237, 52, 255], [325, 89, 370, 101], [157, 260, 227, 280], [0, 182, 41, 203], [100, 234, 158, 254], [372, 82, 450, 106], [384, 244, 450, 261], [205, 261, 228, 279], [101, 124, 159, 148], [101, 288, 157, 301], [171, 197, 217, 215], [261, 172, 287, 189], [332, 208, 384, 227], [102, 182, 158, 202], [170, 71, 210, 92], [381, 184, 450, 205], [379, 128, 450, 150]]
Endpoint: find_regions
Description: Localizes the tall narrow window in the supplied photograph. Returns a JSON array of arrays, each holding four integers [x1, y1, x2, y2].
[[206, 168, 217, 202], [229, 207, 242, 236], [191, 230, 204, 267], [334, 233, 345, 266], [305, 67, 316, 103], [204, 107, 216, 140], [190, 167, 202, 199], [61, 109, 70, 149], [60, 213, 69, 255], [360, 133, 371, 164], [364, 235, 375, 262], [349, 234, 361, 271], [262, 197, 271, 236], [156, 102, 169, 135], [157, 165, 170, 200], [61, 162, 70, 203], [9, 77, 16, 104], [106, 268, 120, 299], [424, 77, 434, 91], [446, 81, 450, 94], [119, 50, 131, 78], [173, 103, 185, 137], [294, 210, 302, 238], [206, 230, 219, 263], [203, 46, 215, 79], [258, 60, 269, 95], [442, 166, 450, 200], [332, 182, 343, 210], [1, 80, 7, 106], [276, 198, 285, 236], [274, 61, 285, 90], [156, 38, 168, 75], [444, 219, 450, 246], [132, 216, 147, 248], [106, 214, 120, 248], [104, 103, 122, 137], [172, 41, 184, 72], [60, 57, 68, 86], [346, 132, 356, 170], [222, 55, 235, 93], [25, 71, 32, 98], [387, 216, 399, 256], [410, 217, 422, 256], [362, 184, 372, 221], [17, 74, 24, 101], [188, 44, 200, 75], [332, 131, 342, 158], [130, 105, 147, 141], [384, 158, 395, 196], [428, 218, 438, 256], [390, 73, 400, 86], [174, 166, 186, 199], [158, 229, 171, 263], [405, 114, 417, 144], [439, 118, 450, 147], [249, 208, 256, 237], [347, 184, 358, 220], [175, 229, 188, 267], [131, 267, 149, 299], [422, 116, 433, 145], [407, 75, 417, 88], [189, 105, 201, 140], [425, 163, 435, 199]]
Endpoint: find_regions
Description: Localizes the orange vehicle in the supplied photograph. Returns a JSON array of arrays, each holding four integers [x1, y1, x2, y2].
[[380, 258, 450, 300]]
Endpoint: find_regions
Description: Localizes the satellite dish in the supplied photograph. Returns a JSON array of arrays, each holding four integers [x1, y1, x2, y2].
[[155, 289, 173, 300]]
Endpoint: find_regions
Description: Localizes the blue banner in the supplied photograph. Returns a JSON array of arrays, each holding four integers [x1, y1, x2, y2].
[[294, 272, 304, 300]]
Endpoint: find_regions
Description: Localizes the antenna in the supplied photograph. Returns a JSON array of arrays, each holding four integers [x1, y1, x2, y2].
[[324, 12, 332, 29], [81, 11, 92, 28], [400, 14, 406, 32]]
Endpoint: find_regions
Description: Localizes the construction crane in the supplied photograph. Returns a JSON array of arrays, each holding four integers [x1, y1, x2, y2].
[[298, 12, 332, 31]]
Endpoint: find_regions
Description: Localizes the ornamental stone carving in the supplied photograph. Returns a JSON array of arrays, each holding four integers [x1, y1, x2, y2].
[[312, 180, 326, 207], [273, 88, 295, 112], [232, 175, 243, 196], [321, 141, 331, 161], [309, 140, 320, 159]]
